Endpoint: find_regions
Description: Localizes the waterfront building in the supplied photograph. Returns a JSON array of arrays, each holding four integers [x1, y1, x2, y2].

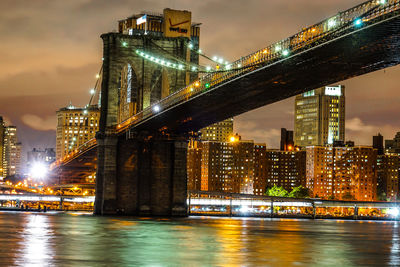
[[231, 138, 254, 194], [199, 118, 234, 142], [56, 103, 100, 160], [264, 149, 306, 192], [200, 142, 232, 192], [280, 128, 294, 151], [294, 85, 345, 147], [253, 144, 267, 195], [377, 154, 399, 201], [306, 144, 377, 201]]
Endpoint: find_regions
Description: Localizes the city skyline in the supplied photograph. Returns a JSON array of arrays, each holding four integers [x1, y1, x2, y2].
[[1, 0, 400, 159]]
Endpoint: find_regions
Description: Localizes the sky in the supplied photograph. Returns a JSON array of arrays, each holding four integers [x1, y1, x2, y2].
[[1, 0, 399, 162]]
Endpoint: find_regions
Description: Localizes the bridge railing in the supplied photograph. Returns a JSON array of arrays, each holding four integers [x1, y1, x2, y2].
[[116, 0, 400, 133]]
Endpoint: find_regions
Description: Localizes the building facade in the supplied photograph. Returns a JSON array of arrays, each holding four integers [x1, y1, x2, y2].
[[199, 118, 234, 143], [1, 125, 21, 178], [385, 132, 400, 153], [306, 145, 377, 201], [56, 104, 100, 160], [294, 85, 345, 147], [187, 141, 202, 191], [377, 154, 399, 201], [253, 144, 267, 196], [264, 150, 306, 192]]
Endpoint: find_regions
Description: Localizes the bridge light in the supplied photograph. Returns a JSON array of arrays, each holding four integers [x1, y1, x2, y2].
[[225, 64, 232, 70], [328, 19, 336, 29], [95, 74, 100, 79], [212, 56, 218, 61], [218, 58, 224, 64], [83, 110, 88, 115], [238, 64, 242, 68], [188, 43, 193, 49], [152, 105, 160, 112], [205, 83, 210, 88], [282, 50, 289, 56], [90, 89, 95, 95], [275, 45, 281, 52], [191, 66, 197, 71], [354, 18, 363, 26], [122, 41, 128, 47], [206, 66, 211, 72], [198, 49, 202, 54], [178, 64, 184, 70], [194, 81, 200, 87], [379, 0, 386, 4]]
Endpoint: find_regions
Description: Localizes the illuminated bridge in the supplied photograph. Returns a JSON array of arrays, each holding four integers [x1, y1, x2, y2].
[[52, 0, 400, 216]]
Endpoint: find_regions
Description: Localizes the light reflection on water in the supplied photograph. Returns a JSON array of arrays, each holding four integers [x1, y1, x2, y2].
[[0, 211, 398, 266]]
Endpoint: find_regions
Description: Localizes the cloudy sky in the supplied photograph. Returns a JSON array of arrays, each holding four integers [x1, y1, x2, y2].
[[1, 0, 399, 161]]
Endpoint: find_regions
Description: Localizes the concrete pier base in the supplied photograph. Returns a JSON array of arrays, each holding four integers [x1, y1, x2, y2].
[[95, 134, 188, 216]]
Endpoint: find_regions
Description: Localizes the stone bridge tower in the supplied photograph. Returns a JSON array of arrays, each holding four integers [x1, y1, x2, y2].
[[95, 9, 200, 216]]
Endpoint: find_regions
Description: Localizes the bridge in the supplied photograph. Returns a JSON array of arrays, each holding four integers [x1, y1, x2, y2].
[[51, 0, 400, 216]]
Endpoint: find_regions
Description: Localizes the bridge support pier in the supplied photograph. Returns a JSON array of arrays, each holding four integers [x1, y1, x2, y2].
[[95, 133, 188, 216]]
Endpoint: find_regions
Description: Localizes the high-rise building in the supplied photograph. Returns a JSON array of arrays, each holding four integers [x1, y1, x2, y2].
[[385, 132, 400, 153], [200, 142, 232, 192], [231, 139, 254, 194], [253, 144, 267, 196], [306, 144, 377, 201], [199, 118, 234, 142], [2, 126, 21, 178], [280, 128, 294, 151], [294, 85, 345, 147], [56, 104, 100, 160], [264, 149, 306, 192], [377, 154, 399, 201], [373, 133, 384, 155]]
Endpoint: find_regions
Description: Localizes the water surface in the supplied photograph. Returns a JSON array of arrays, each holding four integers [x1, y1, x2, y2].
[[0, 211, 398, 266]]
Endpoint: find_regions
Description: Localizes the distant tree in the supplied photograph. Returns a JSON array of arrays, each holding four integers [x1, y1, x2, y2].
[[378, 191, 388, 201], [265, 185, 288, 197], [288, 185, 310, 198], [328, 195, 335, 200]]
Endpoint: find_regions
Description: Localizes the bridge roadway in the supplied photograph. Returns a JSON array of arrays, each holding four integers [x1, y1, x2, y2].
[[115, 0, 400, 135]]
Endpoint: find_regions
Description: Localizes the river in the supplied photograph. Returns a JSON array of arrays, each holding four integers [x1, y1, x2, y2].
[[0, 211, 398, 266]]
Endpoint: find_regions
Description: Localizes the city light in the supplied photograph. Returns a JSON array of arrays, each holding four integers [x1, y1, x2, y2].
[[30, 162, 48, 180], [388, 207, 399, 217]]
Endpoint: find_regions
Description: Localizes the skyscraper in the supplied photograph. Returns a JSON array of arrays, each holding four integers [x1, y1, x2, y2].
[[385, 132, 400, 153], [294, 85, 345, 147], [0, 117, 5, 178], [56, 103, 100, 160]]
